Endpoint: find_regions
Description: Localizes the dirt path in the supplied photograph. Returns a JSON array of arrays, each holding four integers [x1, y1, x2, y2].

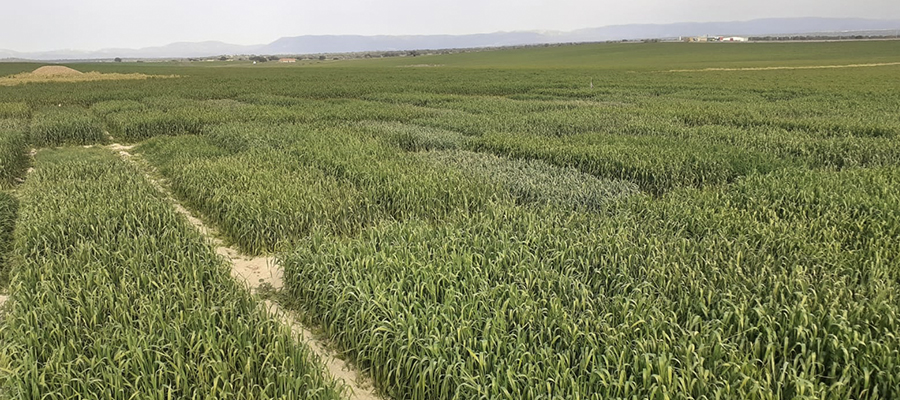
[[667, 61, 900, 73], [108, 144, 380, 400]]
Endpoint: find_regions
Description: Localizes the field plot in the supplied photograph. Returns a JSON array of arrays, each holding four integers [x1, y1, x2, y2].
[[0, 148, 343, 398], [0, 41, 899, 399]]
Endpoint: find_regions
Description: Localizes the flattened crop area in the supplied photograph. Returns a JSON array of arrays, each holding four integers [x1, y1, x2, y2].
[[1, 41, 899, 399]]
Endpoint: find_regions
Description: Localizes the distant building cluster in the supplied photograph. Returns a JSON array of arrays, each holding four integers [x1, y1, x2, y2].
[[683, 36, 749, 42]]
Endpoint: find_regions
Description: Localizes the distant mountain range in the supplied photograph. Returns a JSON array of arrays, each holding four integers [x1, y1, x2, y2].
[[2, 18, 899, 61]]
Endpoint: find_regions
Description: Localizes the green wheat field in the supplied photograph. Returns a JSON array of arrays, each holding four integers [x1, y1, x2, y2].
[[1, 40, 899, 399]]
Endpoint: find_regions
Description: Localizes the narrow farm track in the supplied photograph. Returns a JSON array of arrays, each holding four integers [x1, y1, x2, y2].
[[107, 144, 380, 400]]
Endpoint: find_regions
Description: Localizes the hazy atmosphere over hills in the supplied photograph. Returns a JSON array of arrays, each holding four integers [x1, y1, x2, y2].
[[2, 0, 900, 59], [2, 18, 899, 60]]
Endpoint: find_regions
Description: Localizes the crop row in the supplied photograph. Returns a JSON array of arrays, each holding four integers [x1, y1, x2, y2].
[[137, 133, 367, 255], [471, 132, 786, 195], [137, 122, 498, 255], [132, 121, 900, 398], [0, 117, 25, 290], [358, 120, 466, 151], [0, 191, 16, 288], [97, 97, 440, 142], [16, 95, 899, 195], [356, 117, 900, 196], [29, 107, 106, 147], [0, 148, 343, 399], [2, 43, 899, 107], [0, 103, 30, 119], [0, 123, 28, 187], [362, 90, 899, 140], [281, 166, 900, 400], [7, 77, 896, 196]]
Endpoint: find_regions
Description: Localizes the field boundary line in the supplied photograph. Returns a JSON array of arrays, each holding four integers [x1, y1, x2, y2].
[[666, 61, 900, 72], [106, 144, 382, 400]]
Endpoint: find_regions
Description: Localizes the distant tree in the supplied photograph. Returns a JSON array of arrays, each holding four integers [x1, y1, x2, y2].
[[319, 55, 326, 61], [267, 55, 279, 61], [249, 56, 268, 63], [114, 57, 122, 62], [219, 56, 228, 61], [408, 50, 419, 57]]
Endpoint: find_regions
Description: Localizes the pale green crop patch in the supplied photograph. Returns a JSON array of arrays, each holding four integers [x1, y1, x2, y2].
[[422, 149, 639, 211]]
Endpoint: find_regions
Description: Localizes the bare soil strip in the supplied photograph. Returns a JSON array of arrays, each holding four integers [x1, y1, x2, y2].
[[109, 145, 380, 400], [667, 61, 900, 72]]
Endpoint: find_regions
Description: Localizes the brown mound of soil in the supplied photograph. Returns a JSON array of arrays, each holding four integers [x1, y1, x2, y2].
[[30, 66, 84, 76], [0, 67, 176, 87]]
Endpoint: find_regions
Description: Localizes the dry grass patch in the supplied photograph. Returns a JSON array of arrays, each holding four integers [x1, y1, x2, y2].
[[0, 66, 177, 86]]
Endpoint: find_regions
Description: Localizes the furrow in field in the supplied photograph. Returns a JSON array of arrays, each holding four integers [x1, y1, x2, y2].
[[109, 144, 380, 400]]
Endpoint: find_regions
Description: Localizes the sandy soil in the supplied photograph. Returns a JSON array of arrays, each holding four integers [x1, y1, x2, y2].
[[25, 148, 37, 175], [30, 66, 84, 76], [667, 61, 900, 73], [265, 300, 379, 400], [110, 146, 380, 400], [220, 247, 281, 291], [0, 294, 7, 308]]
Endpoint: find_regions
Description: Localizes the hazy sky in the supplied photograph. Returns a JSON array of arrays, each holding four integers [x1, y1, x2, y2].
[[3, 0, 899, 51]]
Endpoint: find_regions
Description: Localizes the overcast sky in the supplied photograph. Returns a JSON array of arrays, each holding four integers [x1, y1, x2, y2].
[[3, 0, 899, 51]]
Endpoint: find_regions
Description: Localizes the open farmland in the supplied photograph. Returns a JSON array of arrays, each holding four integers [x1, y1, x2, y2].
[[0, 41, 899, 399]]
